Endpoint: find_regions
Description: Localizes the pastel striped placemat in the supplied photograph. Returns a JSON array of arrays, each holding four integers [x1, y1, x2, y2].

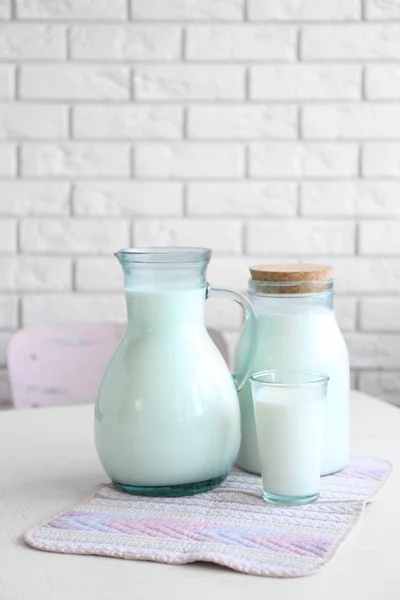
[[25, 455, 391, 578]]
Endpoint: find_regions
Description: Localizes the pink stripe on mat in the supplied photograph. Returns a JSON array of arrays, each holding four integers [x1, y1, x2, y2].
[[25, 455, 391, 578]]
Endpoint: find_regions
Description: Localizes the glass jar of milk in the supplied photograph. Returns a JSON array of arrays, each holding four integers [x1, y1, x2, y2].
[[235, 264, 349, 477]]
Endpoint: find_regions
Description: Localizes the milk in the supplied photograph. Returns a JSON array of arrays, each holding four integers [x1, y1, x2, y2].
[[95, 287, 240, 488], [236, 301, 349, 476], [253, 386, 324, 500]]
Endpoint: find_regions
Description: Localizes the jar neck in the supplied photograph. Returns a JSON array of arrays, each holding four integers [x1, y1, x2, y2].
[[249, 286, 334, 314], [249, 279, 334, 296]]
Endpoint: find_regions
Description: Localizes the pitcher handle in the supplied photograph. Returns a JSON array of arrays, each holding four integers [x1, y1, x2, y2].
[[206, 284, 258, 392]]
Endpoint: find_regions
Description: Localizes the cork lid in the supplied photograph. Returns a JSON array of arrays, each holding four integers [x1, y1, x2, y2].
[[249, 263, 333, 295]]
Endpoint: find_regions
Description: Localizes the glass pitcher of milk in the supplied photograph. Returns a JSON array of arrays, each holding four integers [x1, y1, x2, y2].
[[95, 247, 257, 497], [235, 264, 350, 477]]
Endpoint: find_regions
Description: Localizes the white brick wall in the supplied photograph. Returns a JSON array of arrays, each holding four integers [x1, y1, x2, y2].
[[187, 182, 297, 216], [70, 25, 181, 61], [249, 143, 358, 177], [16, 0, 127, 20], [21, 143, 131, 177], [248, 0, 361, 21], [363, 143, 400, 177], [73, 105, 183, 139], [187, 105, 297, 139], [0, 219, 17, 252], [0, 144, 16, 176], [133, 219, 243, 254], [134, 65, 245, 100], [1, 0, 400, 408], [0, 257, 72, 291], [302, 25, 400, 59], [246, 220, 355, 255], [300, 182, 400, 217], [0, 104, 68, 139], [251, 66, 361, 100], [20, 66, 130, 100], [20, 219, 130, 253], [73, 182, 183, 216], [0, 24, 66, 59], [0, 66, 13, 99], [186, 25, 297, 60], [134, 143, 245, 178]]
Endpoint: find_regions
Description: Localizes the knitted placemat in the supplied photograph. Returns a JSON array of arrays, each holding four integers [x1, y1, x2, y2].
[[25, 455, 391, 578]]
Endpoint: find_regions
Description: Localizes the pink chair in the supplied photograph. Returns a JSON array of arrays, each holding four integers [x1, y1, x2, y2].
[[7, 323, 229, 409]]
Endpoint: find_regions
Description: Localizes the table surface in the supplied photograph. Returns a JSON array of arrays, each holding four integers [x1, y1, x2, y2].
[[1, 391, 399, 600]]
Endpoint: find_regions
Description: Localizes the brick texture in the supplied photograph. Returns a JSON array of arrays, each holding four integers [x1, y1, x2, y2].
[[251, 66, 361, 100], [346, 334, 400, 369], [20, 219, 129, 254], [186, 26, 296, 60], [0, 66, 14, 99], [133, 219, 243, 254], [302, 25, 400, 60], [301, 182, 400, 216], [0, 182, 70, 215], [73, 106, 183, 139], [132, 0, 244, 21], [0, 219, 17, 252], [16, 0, 127, 20], [0, 257, 72, 291], [366, 66, 400, 99], [249, 143, 358, 177], [134, 143, 244, 178], [360, 298, 400, 331], [21, 143, 130, 177], [359, 221, 400, 255], [188, 105, 297, 139], [0, 0, 400, 407], [0, 104, 68, 139], [187, 182, 297, 216], [75, 258, 122, 291], [20, 66, 129, 100], [0, 296, 18, 329], [303, 105, 400, 139], [0, 25, 66, 59], [246, 220, 355, 255], [248, 0, 361, 21], [23, 294, 126, 326], [70, 25, 181, 61], [207, 256, 296, 290], [366, 0, 400, 20], [319, 259, 400, 294], [0, 144, 16, 176], [133, 65, 245, 100], [363, 143, 400, 177], [73, 182, 182, 216]]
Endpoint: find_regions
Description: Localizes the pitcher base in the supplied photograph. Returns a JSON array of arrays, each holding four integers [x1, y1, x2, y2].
[[114, 474, 227, 497]]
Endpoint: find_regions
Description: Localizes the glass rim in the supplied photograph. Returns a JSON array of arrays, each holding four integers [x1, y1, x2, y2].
[[250, 370, 330, 388], [115, 247, 212, 265]]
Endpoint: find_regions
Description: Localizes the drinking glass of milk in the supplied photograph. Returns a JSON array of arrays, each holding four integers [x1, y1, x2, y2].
[[250, 370, 329, 506]]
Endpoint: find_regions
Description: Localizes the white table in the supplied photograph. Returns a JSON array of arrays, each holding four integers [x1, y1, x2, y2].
[[1, 391, 399, 600]]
